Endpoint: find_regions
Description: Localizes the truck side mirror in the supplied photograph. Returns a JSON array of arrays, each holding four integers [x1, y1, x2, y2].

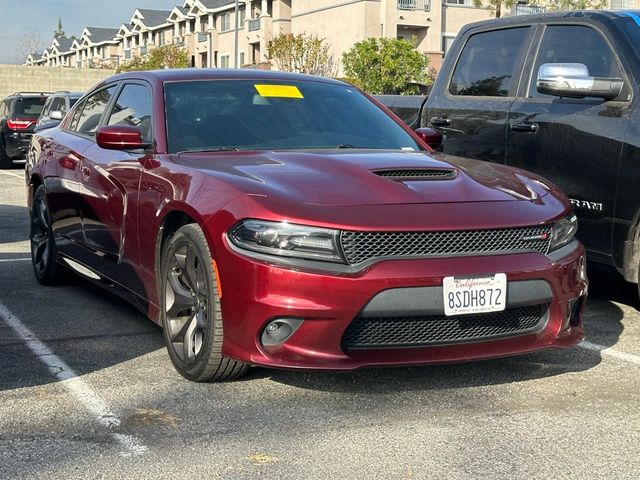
[[536, 63, 623, 100]]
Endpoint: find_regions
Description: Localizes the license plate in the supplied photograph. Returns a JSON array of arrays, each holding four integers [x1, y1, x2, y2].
[[443, 273, 507, 316]]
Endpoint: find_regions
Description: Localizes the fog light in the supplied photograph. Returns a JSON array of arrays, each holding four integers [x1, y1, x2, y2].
[[261, 318, 304, 346]]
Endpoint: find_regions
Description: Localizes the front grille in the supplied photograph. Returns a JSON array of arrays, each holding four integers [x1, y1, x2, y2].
[[340, 225, 551, 265], [373, 169, 457, 180], [341, 304, 549, 350]]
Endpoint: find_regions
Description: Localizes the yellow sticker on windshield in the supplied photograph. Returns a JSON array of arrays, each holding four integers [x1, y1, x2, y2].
[[254, 84, 304, 99]]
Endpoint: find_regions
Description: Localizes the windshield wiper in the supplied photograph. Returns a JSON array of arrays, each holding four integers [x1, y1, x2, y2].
[[336, 144, 357, 149], [179, 147, 240, 153]]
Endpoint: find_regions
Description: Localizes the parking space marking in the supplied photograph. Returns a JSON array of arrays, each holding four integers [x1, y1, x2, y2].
[[0, 302, 148, 457], [0, 258, 31, 263], [0, 170, 24, 180], [580, 340, 640, 367]]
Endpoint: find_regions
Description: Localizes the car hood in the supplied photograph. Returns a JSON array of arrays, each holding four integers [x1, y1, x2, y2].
[[173, 149, 553, 207]]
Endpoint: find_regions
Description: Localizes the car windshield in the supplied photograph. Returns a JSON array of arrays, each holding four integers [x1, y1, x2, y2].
[[14, 97, 47, 117], [163, 79, 420, 153]]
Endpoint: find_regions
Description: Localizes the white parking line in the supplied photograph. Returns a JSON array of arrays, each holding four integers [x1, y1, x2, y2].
[[0, 258, 31, 263], [0, 303, 148, 457], [0, 170, 24, 180], [580, 340, 640, 367]]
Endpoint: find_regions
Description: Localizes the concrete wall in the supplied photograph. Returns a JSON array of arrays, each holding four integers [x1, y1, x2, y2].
[[0, 65, 115, 99]]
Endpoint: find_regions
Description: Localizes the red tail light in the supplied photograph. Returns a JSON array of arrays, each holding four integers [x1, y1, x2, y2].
[[7, 118, 34, 130]]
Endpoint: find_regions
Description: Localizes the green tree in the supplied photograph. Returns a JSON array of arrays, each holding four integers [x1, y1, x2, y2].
[[117, 45, 189, 73], [542, 0, 607, 10], [471, 0, 514, 18], [342, 37, 430, 95], [268, 33, 337, 77]]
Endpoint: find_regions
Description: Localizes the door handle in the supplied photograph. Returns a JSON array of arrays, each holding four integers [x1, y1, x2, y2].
[[511, 121, 539, 133], [81, 165, 91, 180], [430, 116, 451, 127]]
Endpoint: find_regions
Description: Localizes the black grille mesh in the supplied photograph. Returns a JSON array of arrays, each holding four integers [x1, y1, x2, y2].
[[340, 226, 551, 265], [341, 304, 549, 349], [373, 169, 456, 180]]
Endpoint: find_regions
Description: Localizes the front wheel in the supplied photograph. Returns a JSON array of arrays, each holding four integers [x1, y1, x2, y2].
[[160, 223, 249, 382]]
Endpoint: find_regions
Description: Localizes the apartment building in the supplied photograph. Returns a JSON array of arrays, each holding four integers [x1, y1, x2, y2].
[[27, 0, 493, 73]]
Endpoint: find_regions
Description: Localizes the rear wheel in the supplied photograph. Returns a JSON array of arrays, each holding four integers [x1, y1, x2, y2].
[[0, 135, 13, 169], [30, 185, 65, 285], [160, 223, 249, 382]]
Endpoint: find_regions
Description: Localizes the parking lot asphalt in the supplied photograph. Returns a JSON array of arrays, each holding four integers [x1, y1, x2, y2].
[[1, 167, 639, 480]]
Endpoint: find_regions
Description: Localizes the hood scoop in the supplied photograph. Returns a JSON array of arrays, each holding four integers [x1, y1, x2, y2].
[[372, 168, 457, 182]]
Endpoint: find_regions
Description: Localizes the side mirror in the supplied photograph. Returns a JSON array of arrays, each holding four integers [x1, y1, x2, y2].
[[415, 127, 443, 150], [536, 63, 623, 100], [96, 125, 149, 150], [49, 110, 63, 120]]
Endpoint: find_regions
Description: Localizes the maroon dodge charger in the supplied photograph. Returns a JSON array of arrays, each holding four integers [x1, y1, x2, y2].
[[25, 70, 587, 382]]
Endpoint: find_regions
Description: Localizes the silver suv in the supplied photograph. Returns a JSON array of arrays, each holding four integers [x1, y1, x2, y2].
[[36, 91, 83, 127]]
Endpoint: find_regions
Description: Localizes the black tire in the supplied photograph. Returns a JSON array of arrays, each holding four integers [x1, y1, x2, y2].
[[30, 185, 65, 285], [0, 135, 13, 169], [160, 223, 249, 382]]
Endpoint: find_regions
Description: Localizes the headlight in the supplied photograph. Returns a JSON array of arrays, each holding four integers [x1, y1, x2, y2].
[[228, 220, 344, 263], [549, 214, 578, 252]]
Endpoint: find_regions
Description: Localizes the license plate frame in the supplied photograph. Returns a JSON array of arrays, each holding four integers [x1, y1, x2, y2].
[[443, 273, 507, 317]]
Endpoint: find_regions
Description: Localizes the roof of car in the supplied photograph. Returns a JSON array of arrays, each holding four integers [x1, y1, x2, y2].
[[464, 9, 640, 31], [106, 68, 346, 86]]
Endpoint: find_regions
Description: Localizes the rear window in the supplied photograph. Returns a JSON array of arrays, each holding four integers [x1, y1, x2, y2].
[[449, 27, 530, 97], [13, 97, 47, 117], [163, 79, 419, 153]]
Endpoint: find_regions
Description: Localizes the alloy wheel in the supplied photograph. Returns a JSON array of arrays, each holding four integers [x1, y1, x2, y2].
[[31, 195, 50, 276], [164, 244, 209, 364]]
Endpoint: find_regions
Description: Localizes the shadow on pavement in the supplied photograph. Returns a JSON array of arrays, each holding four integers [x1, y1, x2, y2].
[[0, 204, 29, 245]]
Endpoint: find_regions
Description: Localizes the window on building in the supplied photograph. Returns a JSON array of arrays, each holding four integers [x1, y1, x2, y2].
[[444, 0, 473, 4], [221, 12, 231, 31], [442, 35, 456, 58], [107, 84, 153, 144], [158, 32, 165, 46], [528, 25, 623, 98], [240, 7, 246, 23], [239, 51, 245, 66], [220, 54, 230, 68], [69, 85, 118, 135], [200, 16, 208, 32], [449, 27, 530, 97]]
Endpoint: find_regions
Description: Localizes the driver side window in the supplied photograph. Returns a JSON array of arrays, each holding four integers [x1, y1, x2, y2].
[[529, 25, 624, 98]]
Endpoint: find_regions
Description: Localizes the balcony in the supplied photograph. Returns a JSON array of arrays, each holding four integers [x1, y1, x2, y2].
[[397, 0, 430, 11], [173, 37, 185, 47], [197, 32, 209, 43], [248, 18, 261, 31], [140, 46, 148, 55], [515, 4, 546, 14], [124, 49, 131, 60]]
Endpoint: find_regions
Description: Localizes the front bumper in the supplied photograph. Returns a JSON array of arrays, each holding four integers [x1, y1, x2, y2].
[[216, 239, 587, 370]]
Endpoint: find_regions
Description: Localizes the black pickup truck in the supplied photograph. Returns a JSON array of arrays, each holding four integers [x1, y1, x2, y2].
[[389, 10, 640, 295]]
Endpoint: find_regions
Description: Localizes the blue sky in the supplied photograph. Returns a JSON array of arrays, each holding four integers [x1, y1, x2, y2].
[[0, 0, 180, 63]]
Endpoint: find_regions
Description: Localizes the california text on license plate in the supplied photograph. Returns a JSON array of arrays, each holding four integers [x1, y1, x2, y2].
[[443, 273, 507, 316]]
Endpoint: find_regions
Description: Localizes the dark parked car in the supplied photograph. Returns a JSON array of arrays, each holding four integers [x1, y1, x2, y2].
[[0, 92, 48, 168], [410, 10, 640, 297], [36, 91, 83, 128], [26, 70, 586, 382]]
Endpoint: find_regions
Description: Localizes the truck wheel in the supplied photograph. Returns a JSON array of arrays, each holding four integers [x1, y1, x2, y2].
[[160, 223, 250, 382]]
